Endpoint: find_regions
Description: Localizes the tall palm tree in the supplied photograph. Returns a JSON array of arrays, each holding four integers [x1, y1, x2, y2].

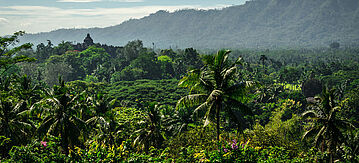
[[302, 87, 355, 163], [177, 50, 252, 141], [32, 79, 86, 155]]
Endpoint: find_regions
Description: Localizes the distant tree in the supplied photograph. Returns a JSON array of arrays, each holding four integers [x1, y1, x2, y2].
[[79, 46, 111, 75], [131, 52, 162, 79], [329, 42, 340, 49], [259, 55, 268, 68], [0, 31, 35, 75], [182, 48, 202, 69], [122, 40, 145, 63], [160, 49, 177, 58], [158, 55, 175, 78], [35, 40, 53, 62], [174, 48, 203, 78], [302, 76, 323, 97], [279, 67, 302, 83], [259, 54, 268, 73], [44, 62, 73, 86], [113, 66, 145, 81], [53, 41, 74, 55]]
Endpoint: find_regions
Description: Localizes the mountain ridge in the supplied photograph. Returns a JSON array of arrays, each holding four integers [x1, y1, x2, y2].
[[20, 0, 359, 49]]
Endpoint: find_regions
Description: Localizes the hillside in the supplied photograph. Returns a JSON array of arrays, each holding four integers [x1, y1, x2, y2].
[[20, 0, 359, 49]]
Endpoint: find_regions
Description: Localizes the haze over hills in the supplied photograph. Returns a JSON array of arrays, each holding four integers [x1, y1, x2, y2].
[[20, 0, 359, 49]]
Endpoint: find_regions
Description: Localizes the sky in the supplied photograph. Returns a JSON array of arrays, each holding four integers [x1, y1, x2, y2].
[[0, 0, 248, 36]]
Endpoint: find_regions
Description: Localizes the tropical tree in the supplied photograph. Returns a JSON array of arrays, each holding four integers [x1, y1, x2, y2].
[[302, 87, 355, 163], [259, 54, 268, 71], [13, 75, 42, 110], [132, 102, 165, 152], [32, 79, 86, 155], [35, 40, 53, 62], [0, 31, 35, 76], [163, 106, 195, 136], [0, 96, 33, 153], [85, 93, 117, 144], [177, 50, 253, 141]]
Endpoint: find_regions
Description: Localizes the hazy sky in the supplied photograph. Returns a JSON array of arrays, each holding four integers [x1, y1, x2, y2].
[[0, 0, 248, 36]]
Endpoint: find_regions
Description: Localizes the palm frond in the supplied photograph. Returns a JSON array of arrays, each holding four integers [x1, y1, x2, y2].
[[302, 110, 320, 118], [176, 94, 207, 109], [206, 90, 223, 102], [225, 98, 252, 116], [36, 116, 55, 137], [314, 126, 326, 147]]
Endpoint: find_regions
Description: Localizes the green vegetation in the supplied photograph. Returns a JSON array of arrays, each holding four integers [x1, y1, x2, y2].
[[1, 32, 359, 162]]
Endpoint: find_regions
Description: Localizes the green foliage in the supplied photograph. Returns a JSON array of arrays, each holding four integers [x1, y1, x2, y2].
[[115, 107, 145, 141], [177, 50, 253, 141], [279, 67, 302, 83], [7, 137, 70, 162], [157, 55, 172, 62], [106, 79, 187, 107], [2, 44, 359, 162], [79, 46, 111, 75], [122, 40, 145, 62], [0, 31, 35, 76], [302, 87, 355, 162], [32, 79, 87, 155], [132, 102, 166, 152], [166, 124, 217, 158], [245, 99, 303, 155]]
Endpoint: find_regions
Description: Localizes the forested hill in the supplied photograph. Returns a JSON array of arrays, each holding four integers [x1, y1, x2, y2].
[[20, 0, 359, 49]]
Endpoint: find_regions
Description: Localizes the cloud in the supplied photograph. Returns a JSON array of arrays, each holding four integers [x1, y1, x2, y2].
[[57, 0, 143, 2], [57, 0, 101, 2], [109, 0, 144, 2], [0, 18, 9, 24], [0, 4, 229, 35]]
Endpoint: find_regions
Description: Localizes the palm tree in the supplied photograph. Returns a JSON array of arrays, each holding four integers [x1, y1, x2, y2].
[[0, 96, 33, 157], [32, 79, 86, 155], [132, 102, 165, 152], [85, 93, 117, 145], [259, 54, 268, 69], [163, 106, 195, 136], [0, 75, 37, 157], [13, 75, 43, 112], [302, 87, 355, 163], [177, 50, 252, 141]]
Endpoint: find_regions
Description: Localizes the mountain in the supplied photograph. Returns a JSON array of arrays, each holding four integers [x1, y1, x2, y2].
[[20, 0, 359, 49]]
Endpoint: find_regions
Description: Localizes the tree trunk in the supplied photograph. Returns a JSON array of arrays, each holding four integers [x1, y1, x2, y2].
[[216, 100, 220, 142], [61, 125, 69, 155]]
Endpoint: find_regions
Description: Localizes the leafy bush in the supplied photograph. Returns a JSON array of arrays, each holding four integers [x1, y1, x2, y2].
[[6, 137, 70, 162]]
